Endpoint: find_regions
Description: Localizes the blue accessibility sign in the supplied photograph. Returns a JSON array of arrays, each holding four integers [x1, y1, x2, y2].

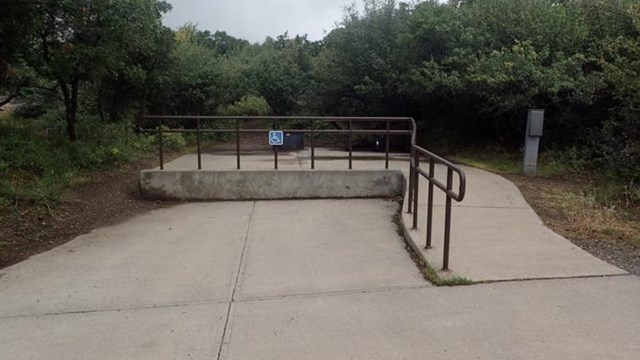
[[269, 130, 284, 146]]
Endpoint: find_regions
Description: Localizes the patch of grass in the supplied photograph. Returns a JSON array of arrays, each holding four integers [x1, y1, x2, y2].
[[451, 148, 521, 174], [392, 212, 475, 287], [421, 261, 475, 286], [537, 185, 640, 248], [450, 146, 587, 178]]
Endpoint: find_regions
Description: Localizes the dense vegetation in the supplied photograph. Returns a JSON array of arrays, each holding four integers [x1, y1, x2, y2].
[[1, 0, 640, 206]]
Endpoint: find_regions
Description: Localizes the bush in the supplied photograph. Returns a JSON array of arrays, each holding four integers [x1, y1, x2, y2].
[[149, 125, 187, 150], [0, 113, 155, 207], [217, 95, 272, 116]]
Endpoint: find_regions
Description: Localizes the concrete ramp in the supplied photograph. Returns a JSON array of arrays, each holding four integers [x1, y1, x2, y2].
[[139, 150, 628, 283]]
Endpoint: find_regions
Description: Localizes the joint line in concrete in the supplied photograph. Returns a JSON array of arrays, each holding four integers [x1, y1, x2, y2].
[[217, 201, 256, 360]]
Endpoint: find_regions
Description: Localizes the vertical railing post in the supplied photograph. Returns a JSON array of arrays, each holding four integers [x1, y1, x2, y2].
[[443, 168, 453, 271], [426, 160, 435, 249], [274, 119, 278, 170], [236, 119, 241, 170], [158, 118, 164, 170], [310, 119, 315, 170], [385, 119, 390, 169], [348, 119, 353, 170], [196, 118, 202, 170], [412, 152, 420, 229], [407, 146, 414, 213]]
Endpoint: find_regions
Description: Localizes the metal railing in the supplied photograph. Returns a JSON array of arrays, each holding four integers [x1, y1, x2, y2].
[[141, 115, 466, 270], [408, 145, 466, 270], [142, 116, 414, 171]]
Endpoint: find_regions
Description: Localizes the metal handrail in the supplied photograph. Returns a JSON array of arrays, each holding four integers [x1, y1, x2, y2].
[[408, 145, 466, 271], [141, 115, 464, 271], [140, 116, 415, 171]]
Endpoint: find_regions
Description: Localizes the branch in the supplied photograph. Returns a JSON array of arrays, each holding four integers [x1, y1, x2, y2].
[[0, 91, 19, 110]]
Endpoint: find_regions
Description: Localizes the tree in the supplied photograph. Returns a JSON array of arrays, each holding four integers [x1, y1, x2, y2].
[[0, 1, 40, 110], [30, 0, 171, 141], [315, 0, 412, 116], [248, 34, 317, 115]]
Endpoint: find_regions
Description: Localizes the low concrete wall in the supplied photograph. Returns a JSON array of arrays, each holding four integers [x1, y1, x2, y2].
[[140, 170, 404, 200]]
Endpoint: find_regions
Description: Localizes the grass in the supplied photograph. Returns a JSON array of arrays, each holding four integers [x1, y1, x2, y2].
[[422, 260, 475, 286]]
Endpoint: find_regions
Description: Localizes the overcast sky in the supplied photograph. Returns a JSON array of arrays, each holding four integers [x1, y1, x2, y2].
[[163, 0, 354, 43]]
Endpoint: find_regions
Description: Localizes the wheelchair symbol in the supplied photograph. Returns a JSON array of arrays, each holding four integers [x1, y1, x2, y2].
[[269, 131, 284, 146]]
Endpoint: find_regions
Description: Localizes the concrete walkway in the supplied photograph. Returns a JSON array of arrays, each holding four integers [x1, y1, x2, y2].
[[0, 199, 638, 359], [1, 150, 638, 359], [159, 149, 626, 281]]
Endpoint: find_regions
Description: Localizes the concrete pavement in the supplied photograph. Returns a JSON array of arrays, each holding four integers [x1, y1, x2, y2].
[[0, 199, 638, 359], [223, 276, 640, 360], [154, 149, 627, 282], [1, 150, 638, 359]]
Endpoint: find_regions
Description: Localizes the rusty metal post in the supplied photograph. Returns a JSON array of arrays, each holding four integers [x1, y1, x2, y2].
[[236, 119, 241, 170], [412, 152, 420, 229], [443, 168, 453, 270], [310, 119, 315, 170], [274, 119, 278, 170], [348, 119, 353, 170], [407, 147, 414, 213], [385, 119, 390, 169], [426, 160, 435, 248], [158, 118, 164, 170], [196, 118, 202, 170]]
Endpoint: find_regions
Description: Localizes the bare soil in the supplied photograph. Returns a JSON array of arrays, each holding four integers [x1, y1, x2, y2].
[[0, 154, 182, 270]]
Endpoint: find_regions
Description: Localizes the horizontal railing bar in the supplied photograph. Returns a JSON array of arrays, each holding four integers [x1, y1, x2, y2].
[[413, 145, 466, 202], [139, 128, 412, 135], [415, 167, 462, 201], [143, 115, 414, 122]]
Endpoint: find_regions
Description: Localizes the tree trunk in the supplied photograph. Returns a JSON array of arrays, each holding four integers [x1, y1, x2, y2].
[[59, 79, 79, 142], [136, 84, 149, 131]]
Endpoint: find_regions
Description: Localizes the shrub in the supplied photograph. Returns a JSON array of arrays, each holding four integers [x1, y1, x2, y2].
[[149, 125, 187, 150], [0, 113, 156, 207]]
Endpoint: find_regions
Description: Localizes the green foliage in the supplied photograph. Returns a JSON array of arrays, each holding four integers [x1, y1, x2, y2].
[[150, 126, 186, 151], [2, 0, 640, 205], [248, 34, 317, 115], [0, 114, 153, 207], [316, 0, 412, 115], [218, 96, 272, 116]]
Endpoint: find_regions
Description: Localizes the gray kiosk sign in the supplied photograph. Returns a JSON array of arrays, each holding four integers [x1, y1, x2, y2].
[[523, 109, 544, 174]]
